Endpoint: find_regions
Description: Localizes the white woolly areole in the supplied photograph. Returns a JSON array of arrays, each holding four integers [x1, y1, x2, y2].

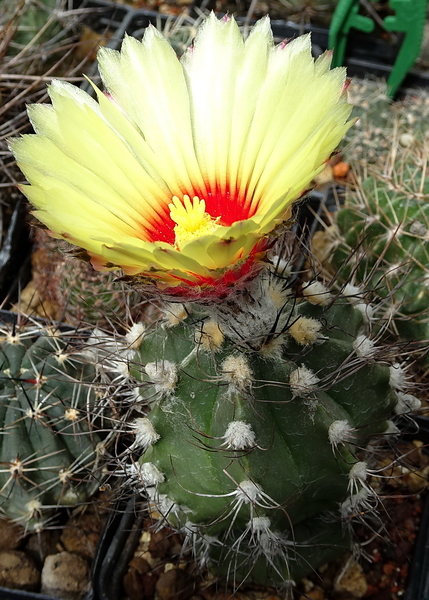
[[114, 360, 131, 379], [328, 420, 353, 448], [270, 255, 292, 277], [289, 317, 324, 346], [250, 516, 271, 531], [340, 487, 370, 516], [162, 303, 187, 327], [265, 277, 290, 309], [128, 387, 147, 406], [26, 499, 43, 513], [384, 420, 400, 435], [5, 332, 23, 345], [303, 281, 332, 306], [131, 417, 160, 448], [125, 322, 146, 349], [223, 421, 256, 449], [60, 489, 80, 504], [394, 392, 421, 415], [145, 360, 178, 394], [343, 283, 363, 302], [137, 462, 165, 486], [158, 495, 180, 517], [341, 286, 373, 321], [389, 363, 408, 391], [184, 521, 200, 535], [221, 354, 253, 388], [289, 365, 320, 397], [349, 461, 367, 484], [195, 319, 224, 351], [236, 480, 262, 504], [353, 334, 376, 358]]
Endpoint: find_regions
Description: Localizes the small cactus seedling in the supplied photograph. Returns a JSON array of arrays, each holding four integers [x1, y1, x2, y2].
[[117, 268, 415, 586], [0, 317, 105, 530], [318, 135, 429, 358]]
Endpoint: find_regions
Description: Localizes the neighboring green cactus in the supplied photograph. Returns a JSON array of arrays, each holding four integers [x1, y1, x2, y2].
[[120, 270, 413, 585], [243, 0, 340, 25], [321, 139, 429, 356], [30, 229, 145, 328], [157, 14, 205, 58], [3, 0, 62, 52], [0, 319, 104, 530], [339, 81, 429, 165], [278, 0, 339, 21]]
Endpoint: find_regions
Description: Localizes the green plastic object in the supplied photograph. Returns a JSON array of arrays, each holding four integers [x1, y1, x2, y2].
[[329, 0, 428, 97]]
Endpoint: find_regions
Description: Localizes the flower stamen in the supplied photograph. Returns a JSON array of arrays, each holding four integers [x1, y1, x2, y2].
[[169, 195, 220, 249]]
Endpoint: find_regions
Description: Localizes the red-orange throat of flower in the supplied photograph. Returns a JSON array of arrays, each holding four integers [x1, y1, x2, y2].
[[147, 186, 259, 246]]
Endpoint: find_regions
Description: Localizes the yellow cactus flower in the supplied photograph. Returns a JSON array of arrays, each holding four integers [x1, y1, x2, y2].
[[10, 14, 353, 301]]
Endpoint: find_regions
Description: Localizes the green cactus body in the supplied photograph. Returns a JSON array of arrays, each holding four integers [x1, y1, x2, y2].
[[0, 321, 102, 529], [125, 273, 404, 584], [327, 156, 429, 349]]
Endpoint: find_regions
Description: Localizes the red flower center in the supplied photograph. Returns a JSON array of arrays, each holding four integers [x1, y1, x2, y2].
[[147, 184, 258, 245]]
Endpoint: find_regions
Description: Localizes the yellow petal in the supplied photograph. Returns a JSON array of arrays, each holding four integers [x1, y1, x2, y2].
[[28, 82, 171, 228], [11, 136, 157, 237], [97, 30, 206, 198]]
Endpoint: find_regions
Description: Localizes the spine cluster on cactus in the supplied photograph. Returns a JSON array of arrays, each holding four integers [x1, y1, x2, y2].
[[0, 318, 105, 530], [110, 267, 417, 585]]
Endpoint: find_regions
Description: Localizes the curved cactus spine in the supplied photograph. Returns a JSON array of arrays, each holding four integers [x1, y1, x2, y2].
[[0, 318, 105, 530], [116, 269, 413, 585]]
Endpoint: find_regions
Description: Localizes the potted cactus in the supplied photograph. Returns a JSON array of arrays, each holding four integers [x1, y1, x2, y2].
[[5, 9, 425, 594]]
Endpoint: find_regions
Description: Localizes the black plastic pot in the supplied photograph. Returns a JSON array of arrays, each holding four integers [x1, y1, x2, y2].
[[0, 197, 32, 308], [405, 490, 429, 600], [402, 415, 429, 600], [0, 591, 66, 600], [90, 497, 146, 600]]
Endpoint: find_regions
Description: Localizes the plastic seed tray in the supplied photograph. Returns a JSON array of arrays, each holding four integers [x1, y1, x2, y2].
[[0, 198, 32, 306]]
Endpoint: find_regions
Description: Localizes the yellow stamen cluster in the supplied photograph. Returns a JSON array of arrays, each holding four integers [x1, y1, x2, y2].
[[169, 195, 220, 249]]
